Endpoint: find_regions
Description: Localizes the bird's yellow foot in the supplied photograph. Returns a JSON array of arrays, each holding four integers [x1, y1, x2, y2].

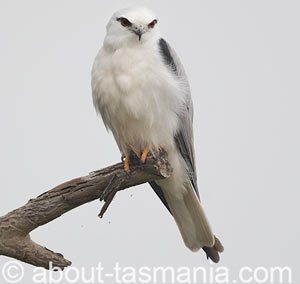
[[124, 155, 130, 173], [140, 148, 149, 163]]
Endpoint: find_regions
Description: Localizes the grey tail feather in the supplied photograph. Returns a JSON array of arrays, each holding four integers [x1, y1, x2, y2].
[[203, 236, 224, 263], [149, 182, 224, 263]]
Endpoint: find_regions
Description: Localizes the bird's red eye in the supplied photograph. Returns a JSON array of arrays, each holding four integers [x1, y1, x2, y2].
[[148, 19, 158, 29], [117, 17, 132, 27]]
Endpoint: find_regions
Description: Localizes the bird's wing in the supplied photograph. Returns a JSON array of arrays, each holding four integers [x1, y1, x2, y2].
[[149, 37, 199, 208], [150, 39, 223, 263], [158, 38, 199, 197]]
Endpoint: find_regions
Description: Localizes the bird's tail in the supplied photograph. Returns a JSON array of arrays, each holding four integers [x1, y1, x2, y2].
[[203, 236, 224, 263], [162, 182, 216, 252]]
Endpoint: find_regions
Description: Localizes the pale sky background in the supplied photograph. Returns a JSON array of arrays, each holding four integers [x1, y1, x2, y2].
[[0, 1, 299, 283]]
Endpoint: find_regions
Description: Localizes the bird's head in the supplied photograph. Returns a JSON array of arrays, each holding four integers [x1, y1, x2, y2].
[[104, 7, 160, 50]]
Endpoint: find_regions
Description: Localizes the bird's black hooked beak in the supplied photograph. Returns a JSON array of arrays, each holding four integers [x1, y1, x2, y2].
[[133, 29, 144, 41]]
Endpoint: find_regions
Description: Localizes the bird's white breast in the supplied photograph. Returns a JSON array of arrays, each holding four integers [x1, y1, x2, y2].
[[92, 44, 185, 155]]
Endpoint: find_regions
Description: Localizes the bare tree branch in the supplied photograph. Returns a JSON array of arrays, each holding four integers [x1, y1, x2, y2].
[[0, 151, 172, 269]]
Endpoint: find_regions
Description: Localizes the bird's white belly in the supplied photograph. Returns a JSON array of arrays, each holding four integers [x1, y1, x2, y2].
[[93, 47, 185, 155]]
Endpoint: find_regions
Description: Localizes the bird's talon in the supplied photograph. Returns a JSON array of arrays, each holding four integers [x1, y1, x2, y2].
[[140, 148, 149, 163]]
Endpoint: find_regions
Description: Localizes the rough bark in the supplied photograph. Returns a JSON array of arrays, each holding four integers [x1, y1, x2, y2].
[[0, 152, 172, 269]]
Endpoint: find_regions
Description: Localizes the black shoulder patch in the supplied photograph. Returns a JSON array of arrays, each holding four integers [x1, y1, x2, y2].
[[158, 38, 178, 75]]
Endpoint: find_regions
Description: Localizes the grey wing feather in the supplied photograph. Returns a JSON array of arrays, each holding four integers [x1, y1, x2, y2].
[[158, 38, 199, 197], [155, 39, 223, 263]]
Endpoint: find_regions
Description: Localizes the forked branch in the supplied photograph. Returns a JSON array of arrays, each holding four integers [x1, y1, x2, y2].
[[0, 151, 172, 269]]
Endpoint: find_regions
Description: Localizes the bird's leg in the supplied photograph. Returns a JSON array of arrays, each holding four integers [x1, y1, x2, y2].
[[123, 154, 131, 173], [140, 147, 149, 163]]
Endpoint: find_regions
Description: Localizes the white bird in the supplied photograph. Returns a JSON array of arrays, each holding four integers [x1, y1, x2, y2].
[[92, 6, 223, 262]]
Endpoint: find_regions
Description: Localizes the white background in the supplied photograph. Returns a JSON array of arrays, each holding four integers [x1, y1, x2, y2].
[[0, 1, 299, 283]]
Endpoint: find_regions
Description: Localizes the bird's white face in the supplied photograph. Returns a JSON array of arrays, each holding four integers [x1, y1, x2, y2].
[[104, 7, 160, 50]]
